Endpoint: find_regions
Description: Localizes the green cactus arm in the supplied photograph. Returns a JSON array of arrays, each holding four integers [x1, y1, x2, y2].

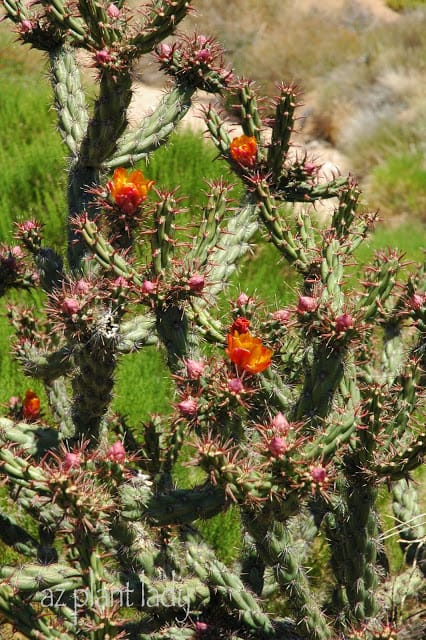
[[0, 513, 39, 558], [357, 250, 404, 321], [46, 379, 75, 438], [392, 478, 426, 570], [79, 70, 132, 166], [234, 81, 265, 148], [105, 84, 196, 169], [38, 0, 88, 43], [186, 539, 275, 635], [76, 0, 121, 47], [1, 0, 30, 20], [276, 174, 349, 202], [129, 0, 193, 56], [117, 314, 158, 352], [246, 518, 332, 640], [371, 428, 426, 480], [267, 84, 300, 181], [0, 584, 74, 640], [0, 563, 82, 592], [14, 342, 73, 382], [48, 45, 89, 156], [0, 446, 49, 491], [151, 191, 179, 276], [0, 417, 60, 455]]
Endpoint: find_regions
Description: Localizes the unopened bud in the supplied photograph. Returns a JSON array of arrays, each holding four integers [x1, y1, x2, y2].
[[335, 313, 354, 333], [142, 280, 156, 294], [95, 49, 112, 65], [237, 292, 250, 307], [297, 295, 317, 313], [185, 359, 205, 380], [231, 316, 250, 334], [106, 3, 120, 19], [228, 377, 244, 394], [177, 398, 198, 416], [268, 436, 288, 457], [62, 297, 80, 316], [63, 452, 81, 471], [271, 412, 290, 436], [106, 441, 126, 464], [188, 274, 205, 293], [271, 308, 290, 323], [408, 293, 424, 310], [310, 465, 327, 484]]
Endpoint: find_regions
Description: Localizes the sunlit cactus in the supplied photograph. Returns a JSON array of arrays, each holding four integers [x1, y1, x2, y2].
[[0, 1, 425, 639]]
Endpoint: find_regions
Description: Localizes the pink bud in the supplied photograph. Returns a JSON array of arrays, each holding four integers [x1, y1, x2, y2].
[[114, 276, 128, 289], [228, 377, 244, 394], [297, 295, 317, 314], [95, 49, 112, 65], [158, 43, 173, 59], [177, 398, 198, 416], [75, 279, 91, 294], [310, 465, 327, 484], [408, 293, 424, 310], [21, 220, 38, 232], [11, 246, 23, 258], [20, 19, 33, 33], [196, 49, 212, 63], [271, 308, 291, 324], [268, 436, 288, 457], [106, 441, 126, 464], [188, 275, 205, 293], [62, 297, 80, 316], [8, 396, 20, 410], [303, 162, 319, 176], [142, 280, 156, 294], [335, 313, 354, 333], [63, 452, 81, 471], [106, 3, 120, 19], [197, 35, 209, 47], [195, 621, 209, 633], [271, 412, 290, 436], [185, 359, 205, 380], [237, 292, 249, 307]]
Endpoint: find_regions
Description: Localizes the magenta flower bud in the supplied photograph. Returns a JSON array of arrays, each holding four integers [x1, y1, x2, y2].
[[106, 441, 126, 464], [106, 3, 120, 19], [185, 359, 205, 380], [20, 19, 33, 33], [177, 398, 198, 416], [297, 295, 317, 314], [268, 436, 288, 457], [197, 35, 209, 47], [21, 220, 38, 232], [237, 292, 249, 307], [158, 43, 173, 59], [228, 377, 244, 394], [75, 279, 91, 294], [196, 49, 212, 63], [195, 621, 209, 633], [188, 275, 205, 293], [142, 280, 156, 294], [271, 412, 290, 436], [62, 297, 80, 316], [271, 308, 291, 324], [310, 465, 327, 484], [335, 313, 354, 333], [63, 452, 81, 471], [11, 246, 23, 258], [408, 293, 424, 310], [95, 49, 112, 65], [303, 162, 319, 176], [114, 276, 128, 289]]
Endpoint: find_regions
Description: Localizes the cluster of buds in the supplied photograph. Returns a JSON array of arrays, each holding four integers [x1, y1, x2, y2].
[[156, 33, 233, 92], [0, 244, 28, 292]]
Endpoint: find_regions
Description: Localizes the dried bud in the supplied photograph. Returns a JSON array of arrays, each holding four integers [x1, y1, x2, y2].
[[63, 452, 81, 472], [231, 316, 250, 334], [268, 436, 288, 457], [177, 398, 198, 416], [335, 313, 354, 333], [271, 412, 290, 436], [228, 377, 244, 394], [188, 274, 205, 293], [271, 308, 291, 324], [297, 295, 317, 314], [185, 359, 205, 380], [106, 441, 126, 464]]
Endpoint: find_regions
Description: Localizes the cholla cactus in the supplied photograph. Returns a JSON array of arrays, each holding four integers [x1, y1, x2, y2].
[[0, 1, 425, 639]]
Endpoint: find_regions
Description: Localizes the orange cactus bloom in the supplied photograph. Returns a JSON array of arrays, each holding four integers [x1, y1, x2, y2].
[[229, 135, 257, 168], [23, 389, 40, 420], [107, 167, 154, 214], [226, 331, 273, 374]]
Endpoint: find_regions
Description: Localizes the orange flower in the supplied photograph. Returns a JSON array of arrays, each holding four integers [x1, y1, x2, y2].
[[226, 331, 273, 374], [229, 135, 257, 167], [23, 389, 40, 420], [107, 167, 154, 214]]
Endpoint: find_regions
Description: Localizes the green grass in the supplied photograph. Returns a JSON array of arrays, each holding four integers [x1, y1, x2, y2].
[[386, 0, 426, 9]]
